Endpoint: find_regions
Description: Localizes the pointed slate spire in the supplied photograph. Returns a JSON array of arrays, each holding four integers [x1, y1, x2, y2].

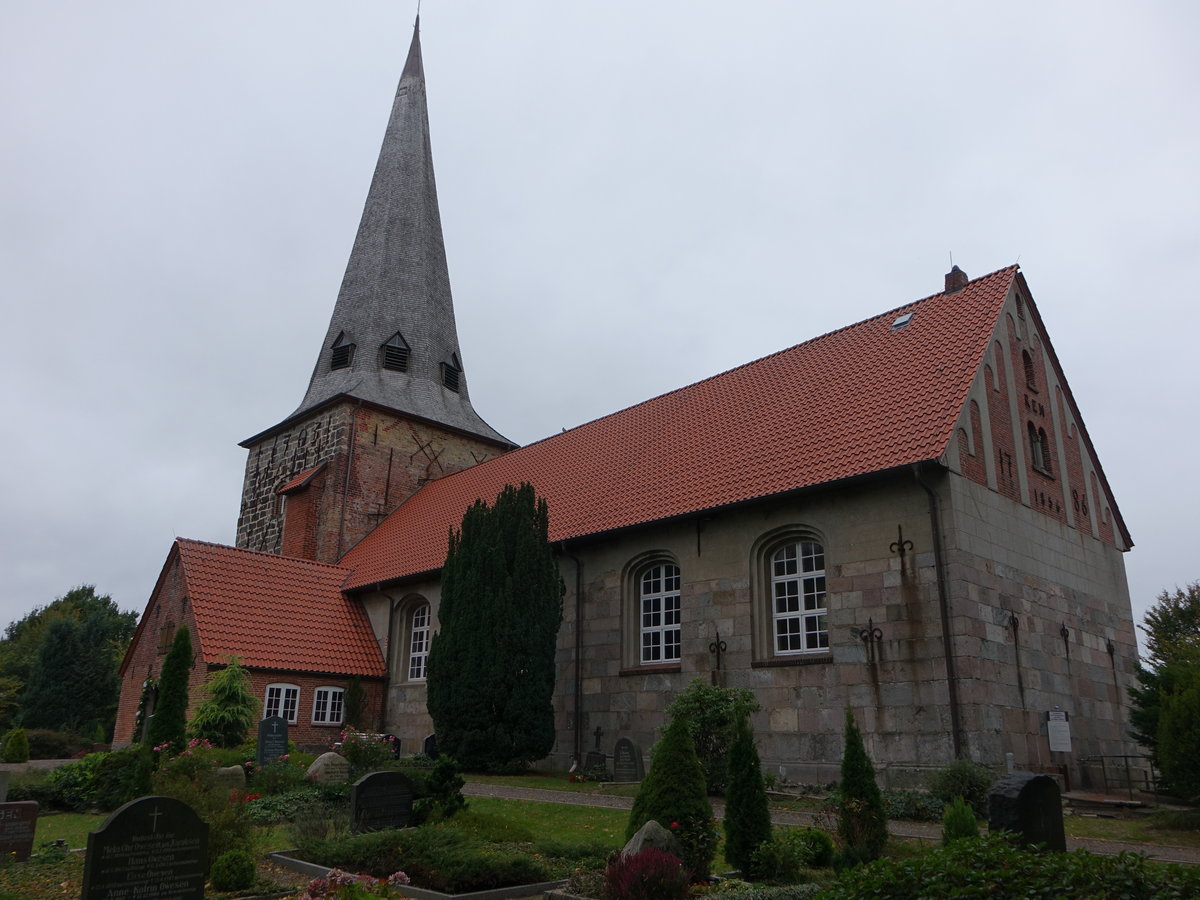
[[290, 18, 509, 445]]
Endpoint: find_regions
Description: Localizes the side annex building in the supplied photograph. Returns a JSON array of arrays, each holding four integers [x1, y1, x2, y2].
[[115, 22, 1138, 788]]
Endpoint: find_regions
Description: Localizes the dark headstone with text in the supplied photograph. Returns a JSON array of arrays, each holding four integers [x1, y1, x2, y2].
[[0, 802, 37, 862], [82, 795, 208, 900], [613, 738, 645, 782], [423, 733, 439, 759], [988, 772, 1065, 852], [257, 715, 289, 768], [351, 771, 415, 833], [584, 751, 608, 778]]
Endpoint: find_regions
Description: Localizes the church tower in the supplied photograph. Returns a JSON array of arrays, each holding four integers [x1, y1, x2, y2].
[[236, 19, 512, 563]]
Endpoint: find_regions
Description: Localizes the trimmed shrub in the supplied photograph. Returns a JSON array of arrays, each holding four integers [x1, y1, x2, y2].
[[413, 755, 466, 823], [210, 848, 256, 892], [188, 659, 258, 749], [94, 747, 153, 810], [23, 729, 85, 760], [42, 752, 109, 810], [723, 713, 772, 875], [929, 759, 994, 818], [822, 834, 1200, 899], [881, 788, 944, 822], [666, 679, 760, 795], [627, 714, 716, 878], [749, 827, 834, 883], [941, 795, 979, 845], [2, 728, 28, 763], [836, 708, 886, 865], [335, 729, 392, 777], [296, 826, 551, 894], [604, 847, 688, 900]]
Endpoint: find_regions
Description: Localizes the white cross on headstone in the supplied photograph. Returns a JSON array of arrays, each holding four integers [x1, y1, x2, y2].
[[148, 806, 164, 833]]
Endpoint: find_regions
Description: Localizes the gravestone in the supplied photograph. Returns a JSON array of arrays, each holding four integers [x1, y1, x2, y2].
[[257, 715, 289, 768], [621, 820, 680, 860], [423, 733, 439, 759], [82, 795, 208, 900], [306, 751, 350, 784], [613, 738, 645, 782], [584, 751, 608, 778], [351, 771, 415, 833], [988, 772, 1066, 852], [0, 771, 10, 802], [0, 801, 37, 862], [213, 765, 245, 792]]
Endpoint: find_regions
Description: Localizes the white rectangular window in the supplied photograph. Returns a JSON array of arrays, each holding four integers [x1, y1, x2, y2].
[[264, 684, 300, 724], [408, 604, 430, 681], [772, 541, 828, 654], [312, 686, 345, 725], [640, 564, 682, 664]]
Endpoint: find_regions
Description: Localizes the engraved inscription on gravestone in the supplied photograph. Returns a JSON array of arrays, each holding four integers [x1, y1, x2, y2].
[[0, 802, 37, 862], [82, 795, 208, 900], [258, 715, 289, 768], [351, 771, 415, 833], [613, 738, 644, 782]]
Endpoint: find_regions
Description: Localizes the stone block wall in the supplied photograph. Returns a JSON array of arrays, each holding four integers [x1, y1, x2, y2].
[[237, 402, 507, 562]]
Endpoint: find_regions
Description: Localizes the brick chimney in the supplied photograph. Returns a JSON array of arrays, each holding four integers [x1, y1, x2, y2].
[[945, 265, 969, 293]]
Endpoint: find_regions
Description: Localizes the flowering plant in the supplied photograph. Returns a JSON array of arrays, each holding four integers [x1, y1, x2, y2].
[[297, 868, 411, 899]]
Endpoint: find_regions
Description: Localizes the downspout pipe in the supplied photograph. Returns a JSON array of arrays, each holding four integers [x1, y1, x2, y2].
[[912, 463, 964, 759], [560, 545, 584, 769]]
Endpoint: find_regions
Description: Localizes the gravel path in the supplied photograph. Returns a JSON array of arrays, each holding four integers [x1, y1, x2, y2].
[[463, 783, 1200, 866]]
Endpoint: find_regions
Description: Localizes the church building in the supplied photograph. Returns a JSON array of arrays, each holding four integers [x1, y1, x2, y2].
[[115, 21, 1138, 788]]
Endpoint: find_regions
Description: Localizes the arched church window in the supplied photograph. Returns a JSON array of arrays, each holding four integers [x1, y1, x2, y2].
[[407, 603, 431, 681], [770, 539, 828, 654], [639, 562, 681, 664]]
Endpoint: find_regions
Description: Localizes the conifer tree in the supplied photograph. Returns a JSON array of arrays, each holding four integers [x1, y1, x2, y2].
[[188, 658, 257, 748], [627, 714, 716, 877], [148, 625, 192, 753], [723, 712, 772, 874], [837, 706, 887, 864], [427, 484, 563, 772]]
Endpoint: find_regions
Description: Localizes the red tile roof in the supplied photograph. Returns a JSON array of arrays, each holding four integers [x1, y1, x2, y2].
[[340, 267, 1019, 589], [175, 538, 386, 676], [278, 462, 326, 495]]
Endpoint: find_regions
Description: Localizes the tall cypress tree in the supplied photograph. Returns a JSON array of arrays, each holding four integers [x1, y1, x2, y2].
[[723, 712, 772, 874], [148, 625, 192, 753], [837, 706, 887, 863], [427, 483, 563, 772]]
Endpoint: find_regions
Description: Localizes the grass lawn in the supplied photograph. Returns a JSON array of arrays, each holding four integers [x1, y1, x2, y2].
[[31, 813, 104, 851]]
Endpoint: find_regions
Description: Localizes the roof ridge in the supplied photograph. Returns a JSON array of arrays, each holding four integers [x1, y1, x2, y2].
[[176, 537, 352, 573]]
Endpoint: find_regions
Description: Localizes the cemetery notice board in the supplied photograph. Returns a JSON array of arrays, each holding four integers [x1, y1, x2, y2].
[[0, 801, 37, 862], [82, 795, 208, 900], [258, 715, 289, 768], [351, 771, 416, 833]]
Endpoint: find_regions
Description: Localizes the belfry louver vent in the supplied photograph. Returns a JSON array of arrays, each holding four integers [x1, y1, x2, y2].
[[441, 353, 462, 392], [330, 332, 355, 370], [382, 332, 411, 371]]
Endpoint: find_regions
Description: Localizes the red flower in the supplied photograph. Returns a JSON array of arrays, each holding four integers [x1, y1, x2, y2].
[[670, 821, 679, 829]]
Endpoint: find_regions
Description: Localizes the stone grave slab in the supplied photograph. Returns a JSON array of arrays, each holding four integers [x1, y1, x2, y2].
[[306, 751, 350, 784], [351, 771, 415, 833], [988, 772, 1066, 851], [613, 738, 645, 782], [257, 715, 289, 768], [584, 751, 608, 778], [212, 765, 245, 792], [423, 732, 439, 759], [0, 801, 37, 862], [82, 795, 208, 900]]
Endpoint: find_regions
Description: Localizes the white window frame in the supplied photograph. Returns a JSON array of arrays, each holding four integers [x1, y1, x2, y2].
[[264, 683, 300, 724], [408, 603, 431, 681], [311, 686, 345, 725], [771, 540, 828, 654], [640, 563, 681, 664]]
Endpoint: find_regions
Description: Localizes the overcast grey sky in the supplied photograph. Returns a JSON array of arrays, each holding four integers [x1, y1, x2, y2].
[[2, 2, 1196, 645]]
